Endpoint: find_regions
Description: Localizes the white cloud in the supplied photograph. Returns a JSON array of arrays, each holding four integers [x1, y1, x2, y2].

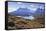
[[22, 16, 35, 20], [8, 7, 19, 13], [17, 2, 22, 4], [28, 7, 37, 11], [27, 5, 38, 13]]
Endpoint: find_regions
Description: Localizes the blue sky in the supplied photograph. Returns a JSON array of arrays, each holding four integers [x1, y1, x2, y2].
[[8, 2, 44, 13]]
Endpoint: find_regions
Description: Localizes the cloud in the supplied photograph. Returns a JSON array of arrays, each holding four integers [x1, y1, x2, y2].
[[22, 16, 35, 20], [8, 7, 19, 13], [17, 2, 22, 4]]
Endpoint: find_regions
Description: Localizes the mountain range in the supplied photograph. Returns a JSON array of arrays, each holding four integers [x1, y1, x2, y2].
[[9, 8, 45, 17]]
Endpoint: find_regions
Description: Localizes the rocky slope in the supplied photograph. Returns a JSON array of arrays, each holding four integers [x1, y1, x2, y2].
[[8, 14, 45, 30]]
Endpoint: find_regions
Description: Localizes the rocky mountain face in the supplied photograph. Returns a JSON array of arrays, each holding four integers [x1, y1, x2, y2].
[[9, 7, 44, 16], [9, 8, 35, 16]]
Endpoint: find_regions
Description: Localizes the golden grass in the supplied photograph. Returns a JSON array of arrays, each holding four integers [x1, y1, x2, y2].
[[8, 14, 45, 29]]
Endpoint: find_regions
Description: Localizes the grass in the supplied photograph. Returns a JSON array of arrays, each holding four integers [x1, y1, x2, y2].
[[8, 14, 45, 29]]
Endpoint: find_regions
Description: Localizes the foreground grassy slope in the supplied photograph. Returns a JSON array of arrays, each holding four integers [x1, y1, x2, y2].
[[8, 14, 45, 29]]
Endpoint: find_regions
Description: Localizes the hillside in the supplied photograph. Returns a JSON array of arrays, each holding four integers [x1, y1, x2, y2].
[[8, 14, 45, 30]]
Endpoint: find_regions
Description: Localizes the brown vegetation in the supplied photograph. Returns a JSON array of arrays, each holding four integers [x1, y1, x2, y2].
[[8, 14, 45, 29]]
